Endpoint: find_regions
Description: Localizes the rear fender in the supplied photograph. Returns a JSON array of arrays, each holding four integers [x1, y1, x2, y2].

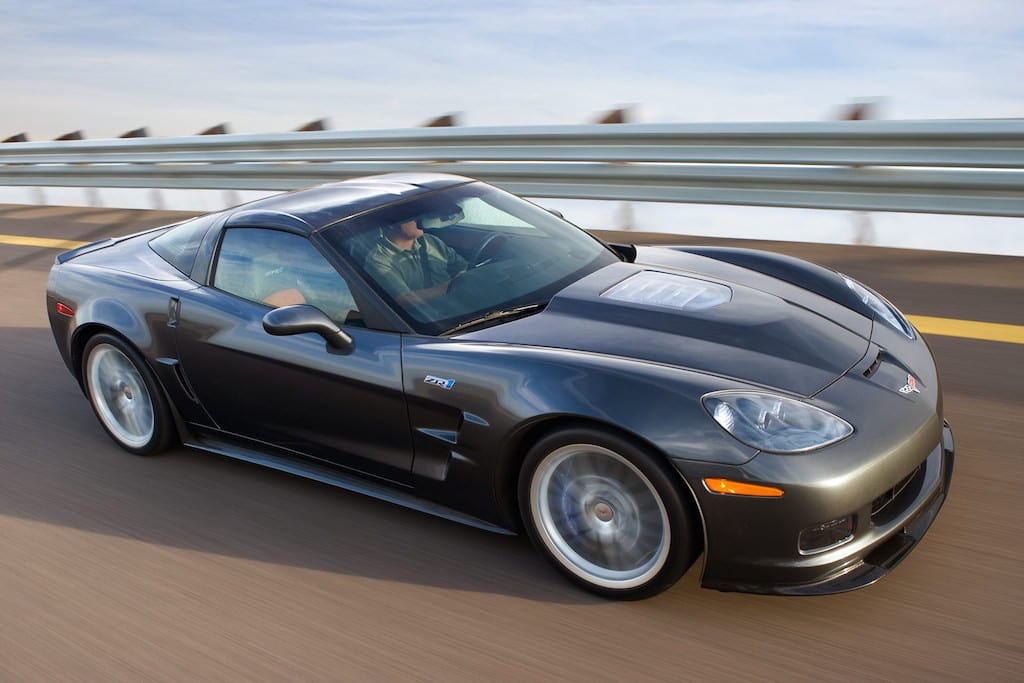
[[75, 297, 152, 353], [64, 293, 202, 443]]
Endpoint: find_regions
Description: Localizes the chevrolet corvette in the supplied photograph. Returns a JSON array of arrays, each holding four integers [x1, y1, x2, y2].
[[46, 173, 954, 599]]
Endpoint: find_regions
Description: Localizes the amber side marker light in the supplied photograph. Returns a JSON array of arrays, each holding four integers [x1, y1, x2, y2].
[[55, 302, 74, 316], [703, 478, 784, 497]]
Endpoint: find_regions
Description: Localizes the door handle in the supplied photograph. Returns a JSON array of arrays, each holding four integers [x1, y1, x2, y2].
[[168, 296, 181, 328]]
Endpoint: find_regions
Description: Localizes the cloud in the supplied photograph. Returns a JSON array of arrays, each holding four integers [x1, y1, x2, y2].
[[0, 0, 1020, 138]]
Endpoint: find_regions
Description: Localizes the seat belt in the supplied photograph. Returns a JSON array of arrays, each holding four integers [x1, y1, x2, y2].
[[417, 237, 434, 287]]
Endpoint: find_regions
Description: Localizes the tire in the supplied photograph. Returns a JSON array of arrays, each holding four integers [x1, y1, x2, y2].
[[519, 427, 700, 600], [81, 333, 175, 455]]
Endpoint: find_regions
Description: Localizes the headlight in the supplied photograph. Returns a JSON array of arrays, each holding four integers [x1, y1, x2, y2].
[[842, 275, 914, 338], [702, 392, 853, 453]]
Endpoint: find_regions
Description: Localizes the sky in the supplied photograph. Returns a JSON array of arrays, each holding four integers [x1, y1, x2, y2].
[[1, 0, 1021, 254], [2, 0, 1021, 138]]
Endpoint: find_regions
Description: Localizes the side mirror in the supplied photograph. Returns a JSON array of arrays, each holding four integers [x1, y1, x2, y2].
[[607, 242, 637, 263], [262, 305, 354, 352]]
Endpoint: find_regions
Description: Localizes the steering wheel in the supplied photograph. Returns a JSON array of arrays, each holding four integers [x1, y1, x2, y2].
[[467, 233, 509, 268], [447, 234, 510, 295]]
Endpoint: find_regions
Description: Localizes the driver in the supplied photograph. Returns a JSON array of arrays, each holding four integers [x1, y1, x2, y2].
[[363, 217, 468, 302]]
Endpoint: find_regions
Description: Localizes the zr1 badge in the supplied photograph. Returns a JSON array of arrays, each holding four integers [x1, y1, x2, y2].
[[424, 375, 456, 390]]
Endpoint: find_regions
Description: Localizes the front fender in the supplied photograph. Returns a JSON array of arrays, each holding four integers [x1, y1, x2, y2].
[[402, 338, 758, 527]]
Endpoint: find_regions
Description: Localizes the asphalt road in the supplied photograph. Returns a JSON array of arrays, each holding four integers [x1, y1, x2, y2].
[[1, 204, 1022, 681]]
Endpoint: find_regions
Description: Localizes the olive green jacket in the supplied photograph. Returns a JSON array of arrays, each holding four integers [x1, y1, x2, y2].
[[364, 234, 467, 297]]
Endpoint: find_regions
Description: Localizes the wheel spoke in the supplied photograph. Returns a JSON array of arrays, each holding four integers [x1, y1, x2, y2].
[[532, 443, 671, 590], [127, 403, 145, 436], [87, 344, 155, 449]]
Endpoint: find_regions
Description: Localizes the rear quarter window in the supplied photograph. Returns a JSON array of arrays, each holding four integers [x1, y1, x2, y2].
[[149, 215, 217, 276]]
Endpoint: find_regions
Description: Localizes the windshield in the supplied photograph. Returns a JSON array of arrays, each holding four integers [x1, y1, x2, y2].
[[321, 182, 618, 335]]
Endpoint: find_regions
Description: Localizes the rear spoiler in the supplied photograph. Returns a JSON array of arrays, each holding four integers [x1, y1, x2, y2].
[[55, 222, 183, 264], [55, 237, 116, 264]]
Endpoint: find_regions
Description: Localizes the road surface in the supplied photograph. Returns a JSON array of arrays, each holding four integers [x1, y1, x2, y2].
[[0, 204, 1021, 681]]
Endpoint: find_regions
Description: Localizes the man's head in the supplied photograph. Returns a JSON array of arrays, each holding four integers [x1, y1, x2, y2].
[[398, 218, 423, 239], [385, 218, 423, 243]]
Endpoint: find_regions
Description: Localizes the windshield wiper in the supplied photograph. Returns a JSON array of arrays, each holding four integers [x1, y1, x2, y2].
[[442, 302, 547, 335]]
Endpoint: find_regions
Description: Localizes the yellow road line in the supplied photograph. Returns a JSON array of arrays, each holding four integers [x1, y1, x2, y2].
[[2, 232, 1021, 345], [907, 315, 1024, 345], [0, 234, 89, 250]]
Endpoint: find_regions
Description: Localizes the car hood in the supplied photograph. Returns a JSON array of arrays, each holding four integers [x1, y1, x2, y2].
[[459, 247, 872, 396]]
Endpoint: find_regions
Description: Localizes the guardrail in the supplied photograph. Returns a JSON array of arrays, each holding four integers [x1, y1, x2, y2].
[[1, 120, 1022, 216]]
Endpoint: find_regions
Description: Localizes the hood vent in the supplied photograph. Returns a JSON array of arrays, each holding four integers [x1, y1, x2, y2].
[[601, 271, 732, 312]]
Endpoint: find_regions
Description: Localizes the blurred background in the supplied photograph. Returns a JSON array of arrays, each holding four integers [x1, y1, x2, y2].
[[2, 0, 1022, 254]]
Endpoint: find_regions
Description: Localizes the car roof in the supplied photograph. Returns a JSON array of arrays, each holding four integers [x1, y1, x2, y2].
[[224, 173, 474, 234]]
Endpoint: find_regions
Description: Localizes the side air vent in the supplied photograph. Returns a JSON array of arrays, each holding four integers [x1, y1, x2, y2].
[[863, 352, 883, 378]]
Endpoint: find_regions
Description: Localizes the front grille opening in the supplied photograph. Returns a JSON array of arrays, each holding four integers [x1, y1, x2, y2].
[[799, 515, 855, 555], [871, 464, 924, 526]]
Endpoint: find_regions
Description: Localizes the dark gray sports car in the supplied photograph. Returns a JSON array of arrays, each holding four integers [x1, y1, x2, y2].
[[46, 173, 954, 599]]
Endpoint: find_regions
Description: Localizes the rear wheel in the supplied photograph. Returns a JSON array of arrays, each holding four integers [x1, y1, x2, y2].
[[519, 427, 700, 600], [82, 333, 175, 455]]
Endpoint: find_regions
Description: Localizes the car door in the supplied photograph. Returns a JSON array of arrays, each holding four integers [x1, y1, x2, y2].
[[174, 226, 414, 485]]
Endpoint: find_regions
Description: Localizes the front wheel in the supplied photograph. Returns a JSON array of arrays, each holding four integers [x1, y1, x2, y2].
[[519, 428, 700, 600], [82, 333, 175, 455]]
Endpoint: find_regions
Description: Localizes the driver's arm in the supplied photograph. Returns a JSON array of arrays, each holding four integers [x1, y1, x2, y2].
[[424, 234, 468, 276], [263, 288, 306, 307], [446, 244, 468, 276]]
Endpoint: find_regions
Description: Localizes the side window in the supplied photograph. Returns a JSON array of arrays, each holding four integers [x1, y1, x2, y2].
[[149, 214, 217, 276], [212, 228, 362, 326]]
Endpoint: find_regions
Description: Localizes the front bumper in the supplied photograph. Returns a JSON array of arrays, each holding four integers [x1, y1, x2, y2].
[[677, 421, 955, 596], [734, 422, 953, 595]]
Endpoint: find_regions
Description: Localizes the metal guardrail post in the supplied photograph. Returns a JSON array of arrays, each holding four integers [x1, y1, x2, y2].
[[422, 114, 459, 127], [593, 107, 635, 230], [199, 124, 230, 136], [295, 119, 328, 132], [594, 108, 631, 124], [198, 123, 232, 207], [836, 100, 882, 245]]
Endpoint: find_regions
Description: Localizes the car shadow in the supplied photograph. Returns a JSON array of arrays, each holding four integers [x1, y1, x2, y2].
[[0, 324, 612, 604]]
